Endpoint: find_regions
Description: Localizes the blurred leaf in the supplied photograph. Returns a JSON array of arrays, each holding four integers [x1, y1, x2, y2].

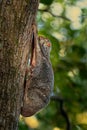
[[23, 116, 39, 129]]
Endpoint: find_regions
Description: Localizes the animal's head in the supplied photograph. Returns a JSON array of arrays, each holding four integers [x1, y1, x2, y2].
[[38, 36, 51, 58]]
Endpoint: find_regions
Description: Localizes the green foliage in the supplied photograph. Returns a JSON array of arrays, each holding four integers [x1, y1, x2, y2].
[[40, 0, 53, 5], [19, 0, 87, 130], [18, 121, 29, 130]]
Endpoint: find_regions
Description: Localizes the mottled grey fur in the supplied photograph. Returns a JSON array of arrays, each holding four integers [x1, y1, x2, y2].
[[21, 36, 54, 117]]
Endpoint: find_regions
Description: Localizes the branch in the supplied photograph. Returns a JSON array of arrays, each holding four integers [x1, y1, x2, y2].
[[38, 9, 70, 21], [51, 95, 72, 130]]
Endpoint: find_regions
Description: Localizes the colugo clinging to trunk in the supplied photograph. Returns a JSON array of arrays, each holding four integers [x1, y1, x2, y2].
[[21, 25, 54, 117]]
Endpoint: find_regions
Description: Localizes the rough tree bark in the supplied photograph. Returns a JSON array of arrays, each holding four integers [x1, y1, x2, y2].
[[0, 0, 39, 130]]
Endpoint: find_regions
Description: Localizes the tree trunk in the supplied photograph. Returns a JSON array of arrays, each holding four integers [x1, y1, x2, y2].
[[0, 0, 39, 130]]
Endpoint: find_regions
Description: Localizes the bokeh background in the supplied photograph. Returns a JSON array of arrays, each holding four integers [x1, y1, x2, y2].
[[18, 0, 87, 130]]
